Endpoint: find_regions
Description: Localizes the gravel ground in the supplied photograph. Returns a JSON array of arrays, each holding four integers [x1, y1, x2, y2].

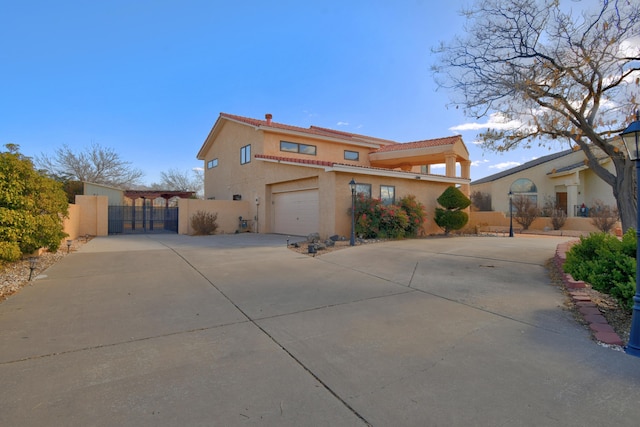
[[0, 238, 90, 302]]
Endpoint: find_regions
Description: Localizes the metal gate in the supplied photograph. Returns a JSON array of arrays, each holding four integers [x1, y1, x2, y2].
[[108, 205, 178, 234]]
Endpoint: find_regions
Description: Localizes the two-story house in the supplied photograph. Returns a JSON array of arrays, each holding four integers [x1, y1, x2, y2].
[[197, 113, 471, 238]]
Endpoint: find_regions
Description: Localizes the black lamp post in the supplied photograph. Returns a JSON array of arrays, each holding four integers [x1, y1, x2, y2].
[[349, 178, 357, 246], [28, 257, 38, 281], [621, 110, 640, 357], [66, 239, 72, 253], [508, 190, 514, 237]]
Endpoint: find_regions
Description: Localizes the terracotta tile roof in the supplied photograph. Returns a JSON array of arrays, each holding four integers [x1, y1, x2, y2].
[[220, 113, 397, 146], [254, 154, 335, 167], [254, 154, 455, 178], [373, 136, 461, 153]]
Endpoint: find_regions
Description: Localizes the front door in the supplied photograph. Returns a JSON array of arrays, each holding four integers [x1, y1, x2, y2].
[[556, 192, 567, 214]]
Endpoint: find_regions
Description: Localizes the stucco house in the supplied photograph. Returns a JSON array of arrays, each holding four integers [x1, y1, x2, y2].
[[196, 113, 471, 238], [470, 146, 616, 217]]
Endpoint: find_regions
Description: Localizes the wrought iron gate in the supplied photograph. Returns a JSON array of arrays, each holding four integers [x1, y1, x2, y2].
[[108, 205, 178, 234]]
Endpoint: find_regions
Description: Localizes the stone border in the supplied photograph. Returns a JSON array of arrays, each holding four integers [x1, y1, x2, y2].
[[554, 241, 624, 347]]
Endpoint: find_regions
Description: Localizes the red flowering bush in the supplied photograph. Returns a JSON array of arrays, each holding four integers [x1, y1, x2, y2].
[[349, 194, 427, 239]]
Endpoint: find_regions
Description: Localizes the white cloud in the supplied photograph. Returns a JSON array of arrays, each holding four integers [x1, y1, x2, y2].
[[337, 121, 349, 126], [450, 112, 522, 133], [430, 163, 445, 170], [471, 159, 489, 167], [192, 167, 204, 172], [489, 161, 521, 170]]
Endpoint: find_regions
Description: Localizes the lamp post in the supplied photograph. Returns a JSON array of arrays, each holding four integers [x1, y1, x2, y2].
[[349, 178, 357, 246], [66, 239, 72, 253], [28, 257, 38, 281], [508, 190, 514, 237], [621, 110, 640, 357]]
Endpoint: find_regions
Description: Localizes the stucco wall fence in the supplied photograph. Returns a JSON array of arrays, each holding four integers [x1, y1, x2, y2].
[[468, 211, 621, 236]]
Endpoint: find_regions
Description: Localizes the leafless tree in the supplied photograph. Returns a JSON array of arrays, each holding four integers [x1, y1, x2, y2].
[[433, 0, 640, 232], [512, 195, 540, 230], [151, 168, 203, 198], [590, 199, 620, 233], [36, 143, 144, 188]]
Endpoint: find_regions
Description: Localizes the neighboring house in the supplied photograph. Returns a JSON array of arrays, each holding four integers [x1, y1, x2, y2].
[[470, 146, 616, 217], [196, 113, 471, 238]]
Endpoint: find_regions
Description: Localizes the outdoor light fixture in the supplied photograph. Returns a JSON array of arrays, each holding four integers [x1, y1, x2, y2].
[[508, 190, 514, 238], [28, 257, 38, 281], [66, 239, 72, 253], [621, 110, 640, 357], [349, 178, 357, 246]]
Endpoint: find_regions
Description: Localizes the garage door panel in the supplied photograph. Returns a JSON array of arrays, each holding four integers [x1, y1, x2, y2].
[[273, 190, 319, 236]]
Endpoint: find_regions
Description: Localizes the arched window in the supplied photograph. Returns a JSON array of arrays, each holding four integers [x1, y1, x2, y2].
[[510, 178, 538, 207], [510, 178, 537, 193]]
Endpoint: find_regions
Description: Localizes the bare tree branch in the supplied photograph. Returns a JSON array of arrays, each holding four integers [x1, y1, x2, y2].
[[433, 0, 640, 231], [35, 143, 144, 188]]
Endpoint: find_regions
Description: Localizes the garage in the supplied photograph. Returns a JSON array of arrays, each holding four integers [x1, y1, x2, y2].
[[272, 189, 319, 236]]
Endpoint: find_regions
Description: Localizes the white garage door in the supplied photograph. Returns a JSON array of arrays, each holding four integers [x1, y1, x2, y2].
[[273, 189, 319, 236]]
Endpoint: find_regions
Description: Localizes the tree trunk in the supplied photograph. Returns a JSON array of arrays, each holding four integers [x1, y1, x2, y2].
[[613, 157, 637, 233]]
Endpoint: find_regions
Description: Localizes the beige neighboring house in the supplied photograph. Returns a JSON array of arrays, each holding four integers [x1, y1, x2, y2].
[[197, 113, 472, 238], [470, 146, 616, 217]]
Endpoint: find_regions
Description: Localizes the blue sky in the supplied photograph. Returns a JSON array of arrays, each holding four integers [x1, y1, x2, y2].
[[1, 0, 568, 186]]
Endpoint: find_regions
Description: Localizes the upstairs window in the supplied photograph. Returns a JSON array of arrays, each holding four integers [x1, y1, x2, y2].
[[207, 158, 218, 169], [344, 150, 359, 161], [280, 141, 317, 155], [241, 145, 251, 165]]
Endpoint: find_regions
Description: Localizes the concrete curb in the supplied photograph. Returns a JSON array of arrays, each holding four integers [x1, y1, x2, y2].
[[554, 241, 625, 347]]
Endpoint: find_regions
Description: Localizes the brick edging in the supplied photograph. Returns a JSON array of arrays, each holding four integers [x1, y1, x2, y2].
[[554, 242, 625, 347]]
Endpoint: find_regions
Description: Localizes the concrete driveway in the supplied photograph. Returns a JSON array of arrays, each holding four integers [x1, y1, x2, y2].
[[1, 233, 639, 426]]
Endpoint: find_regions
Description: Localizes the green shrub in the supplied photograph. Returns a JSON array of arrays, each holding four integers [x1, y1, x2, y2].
[[437, 186, 471, 210], [434, 186, 470, 234], [0, 241, 21, 262], [563, 231, 636, 311], [190, 211, 218, 235], [0, 144, 68, 260], [434, 208, 469, 234]]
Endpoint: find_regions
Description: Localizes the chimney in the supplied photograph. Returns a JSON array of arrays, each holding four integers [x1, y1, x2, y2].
[[265, 113, 272, 125]]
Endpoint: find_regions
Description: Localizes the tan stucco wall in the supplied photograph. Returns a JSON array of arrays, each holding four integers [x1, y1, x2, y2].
[[468, 211, 619, 233], [262, 131, 370, 167], [75, 195, 109, 236], [63, 203, 81, 240], [178, 199, 250, 235]]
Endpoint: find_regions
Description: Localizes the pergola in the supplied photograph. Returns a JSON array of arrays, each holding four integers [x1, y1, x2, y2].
[[124, 190, 195, 207]]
